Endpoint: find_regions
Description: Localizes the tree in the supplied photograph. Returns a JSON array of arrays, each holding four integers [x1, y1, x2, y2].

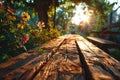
[[109, 6, 120, 23], [34, 0, 51, 29], [3, 0, 116, 29], [56, 2, 75, 31]]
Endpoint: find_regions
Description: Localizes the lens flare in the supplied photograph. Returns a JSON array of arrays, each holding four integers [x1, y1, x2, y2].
[[71, 3, 93, 25], [71, 13, 90, 25]]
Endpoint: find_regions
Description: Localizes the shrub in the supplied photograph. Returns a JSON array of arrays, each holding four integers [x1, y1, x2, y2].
[[0, 2, 60, 63]]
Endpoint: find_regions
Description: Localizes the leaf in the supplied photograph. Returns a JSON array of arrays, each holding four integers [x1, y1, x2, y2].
[[2, 54, 9, 60], [38, 48, 45, 54]]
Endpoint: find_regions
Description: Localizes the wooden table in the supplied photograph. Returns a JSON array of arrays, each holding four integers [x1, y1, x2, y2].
[[87, 36, 120, 53], [0, 34, 120, 80]]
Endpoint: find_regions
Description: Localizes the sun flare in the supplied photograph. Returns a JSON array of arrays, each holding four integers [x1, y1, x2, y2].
[[71, 3, 91, 25], [72, 13, 89, 25], [81, 14, 89, 22], [71, 15, 81, 25]]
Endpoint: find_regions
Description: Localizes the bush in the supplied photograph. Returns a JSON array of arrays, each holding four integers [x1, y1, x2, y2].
[[0, 1, 60, 63], [110, 49, 120, 61]]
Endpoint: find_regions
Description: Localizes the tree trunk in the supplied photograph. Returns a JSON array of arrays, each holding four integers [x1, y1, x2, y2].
[[34, 0, 50, 29], [110, 12, 113, 24], [53, 1, 56, 28]]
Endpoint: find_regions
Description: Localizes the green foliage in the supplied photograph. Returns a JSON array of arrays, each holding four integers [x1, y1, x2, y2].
[[111, 49, 120, 61], [2, 54, 9, 62], [38, 48, 45, 54], [38, 28, 60, 43], [49, 28, 60, 38], [0, 1, 60, 63], [0, 0, 116, 63], [86, 0, 116, 36], [56, 1, 75, 32], [87, 0, 115, 28]]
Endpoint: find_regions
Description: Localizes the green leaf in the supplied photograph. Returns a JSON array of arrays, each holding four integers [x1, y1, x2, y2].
[[2, 54, 9, 60], [38, 48, 45, 54]]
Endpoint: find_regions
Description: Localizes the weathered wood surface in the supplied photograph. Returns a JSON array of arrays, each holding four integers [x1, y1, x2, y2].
[[87, 36, 120, 48], [87, 36, 120, 53], [0, 35, 67, 80], [76, 35, 120, 80], [0, 34, 120, 80]]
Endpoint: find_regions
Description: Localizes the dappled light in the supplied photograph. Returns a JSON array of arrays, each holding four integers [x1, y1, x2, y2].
[[71, 3, 93, 26], [72, 13, 90, 25], [0, 0, 120, 80]]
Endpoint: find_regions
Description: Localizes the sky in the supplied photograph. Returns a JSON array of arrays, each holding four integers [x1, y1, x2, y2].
[[107, 0, 120, 10]]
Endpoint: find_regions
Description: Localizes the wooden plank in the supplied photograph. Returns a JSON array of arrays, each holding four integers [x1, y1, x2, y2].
[[0, 35, 67, 79], [87, 36, 120, 49], [1, 34, 120, 80], [9, 35, 84, 80], [2, 54, 46, 80], [76, 35, 120, 80], [40, 35, 67, 51], [33, 35, 85, 80], [87, 37, 117, 45]]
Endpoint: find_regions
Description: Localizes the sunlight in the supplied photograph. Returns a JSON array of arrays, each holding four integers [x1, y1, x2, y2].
[[81, 14, 89, 22], [72, 13, 89, 25], [71, 3, 91, 25], [71, 15, 81, 25]]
